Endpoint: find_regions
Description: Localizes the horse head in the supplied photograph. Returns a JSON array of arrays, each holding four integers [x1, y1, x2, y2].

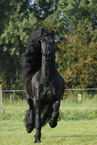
[[41, 31, 54, 61]]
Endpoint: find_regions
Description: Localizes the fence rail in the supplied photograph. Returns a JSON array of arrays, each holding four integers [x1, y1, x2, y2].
[[2, 88, 97, 92], [2, 90, 26, 92], [0, 84, 97, 112], [2, 106, 97, 110], [65, 88, 97, 91]]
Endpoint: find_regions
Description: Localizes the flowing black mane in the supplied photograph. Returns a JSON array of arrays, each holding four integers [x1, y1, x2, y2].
[[22, 28, 52, 87], [22, 39, 41, 87]]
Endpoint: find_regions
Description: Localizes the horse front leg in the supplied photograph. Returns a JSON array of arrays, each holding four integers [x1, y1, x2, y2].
[[49, 99, 60, 128], [34, 99, 42, 143], [25, 92, 35, 133]]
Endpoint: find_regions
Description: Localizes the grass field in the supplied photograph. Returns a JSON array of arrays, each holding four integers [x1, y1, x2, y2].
[[0, 94, 97, 145]]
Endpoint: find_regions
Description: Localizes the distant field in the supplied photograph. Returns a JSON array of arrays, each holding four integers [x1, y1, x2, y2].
[[0, 95, 97, 145]]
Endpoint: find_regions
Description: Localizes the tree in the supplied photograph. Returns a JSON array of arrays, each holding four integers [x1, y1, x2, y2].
[[57, 22, 97, 88], [0, 0, 97, 89], [43, 0, 97, 88], [29, 0, 59, 20], [0, 0, 37, 89]]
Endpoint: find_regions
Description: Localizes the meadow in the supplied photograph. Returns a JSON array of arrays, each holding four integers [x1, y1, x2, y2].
[[0, 92, 97, 145]]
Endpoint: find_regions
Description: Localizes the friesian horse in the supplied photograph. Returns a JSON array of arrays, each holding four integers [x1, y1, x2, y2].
[[22, 27, 65, 143]]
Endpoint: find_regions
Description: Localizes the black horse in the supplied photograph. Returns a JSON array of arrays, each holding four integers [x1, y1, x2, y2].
[[22, 27, 65, 143]]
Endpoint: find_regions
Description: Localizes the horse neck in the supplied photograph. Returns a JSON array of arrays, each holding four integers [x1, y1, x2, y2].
[[41, 52, 56, 85]]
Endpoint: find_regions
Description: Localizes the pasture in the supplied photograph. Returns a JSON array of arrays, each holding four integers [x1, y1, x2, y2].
[[0, 94, 97, 145]]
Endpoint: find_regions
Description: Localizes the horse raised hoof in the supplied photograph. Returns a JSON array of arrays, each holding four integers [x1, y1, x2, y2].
[[49, 118, 57, 128], [49, 112, 59, 128], [24, 109, 35, 133], [26, 123, 34, 133]]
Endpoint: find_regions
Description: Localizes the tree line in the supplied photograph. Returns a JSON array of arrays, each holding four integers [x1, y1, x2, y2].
[[0, 0, 97, 90]]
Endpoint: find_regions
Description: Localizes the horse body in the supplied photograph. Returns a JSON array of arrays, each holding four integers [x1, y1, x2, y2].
[[22, 28, 65, 143]]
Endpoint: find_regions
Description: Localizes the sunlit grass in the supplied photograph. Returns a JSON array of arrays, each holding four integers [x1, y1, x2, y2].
[[0, 94, 97, 144], [0, 119, 97, 145]]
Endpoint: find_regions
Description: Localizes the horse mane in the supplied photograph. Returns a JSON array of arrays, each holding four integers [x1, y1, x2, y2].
[[22, 28, 53, 87], [22, 29, 42, 87]]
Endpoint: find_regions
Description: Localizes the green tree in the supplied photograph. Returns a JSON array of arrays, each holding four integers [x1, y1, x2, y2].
[[0, 0, 97, 90], [57, 22, 97, 88], [43, 0, 97, 88], [29, 0, 59, 20], [0, 0, 37, 89]]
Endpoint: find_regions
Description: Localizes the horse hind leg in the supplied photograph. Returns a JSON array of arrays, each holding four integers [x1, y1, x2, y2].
[[49, 99, 60, 128], [25, 95, 35, 133]]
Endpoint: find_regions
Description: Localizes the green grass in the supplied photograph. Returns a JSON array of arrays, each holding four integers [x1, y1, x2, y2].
[[0, 95, 97, 145], [0, 120, 97, 145], [60, 94, 97, 121]]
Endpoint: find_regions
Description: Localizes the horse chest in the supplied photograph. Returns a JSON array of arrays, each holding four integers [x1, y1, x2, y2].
[[32, 72, 59, 104]]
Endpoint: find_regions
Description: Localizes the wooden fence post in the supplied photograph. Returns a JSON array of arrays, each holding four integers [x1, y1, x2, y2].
[[0, 85, 3, 113], [78, 93, 82, 102]]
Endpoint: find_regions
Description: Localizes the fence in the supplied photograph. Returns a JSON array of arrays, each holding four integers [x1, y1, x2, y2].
[[0, 84, 97, 112]]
